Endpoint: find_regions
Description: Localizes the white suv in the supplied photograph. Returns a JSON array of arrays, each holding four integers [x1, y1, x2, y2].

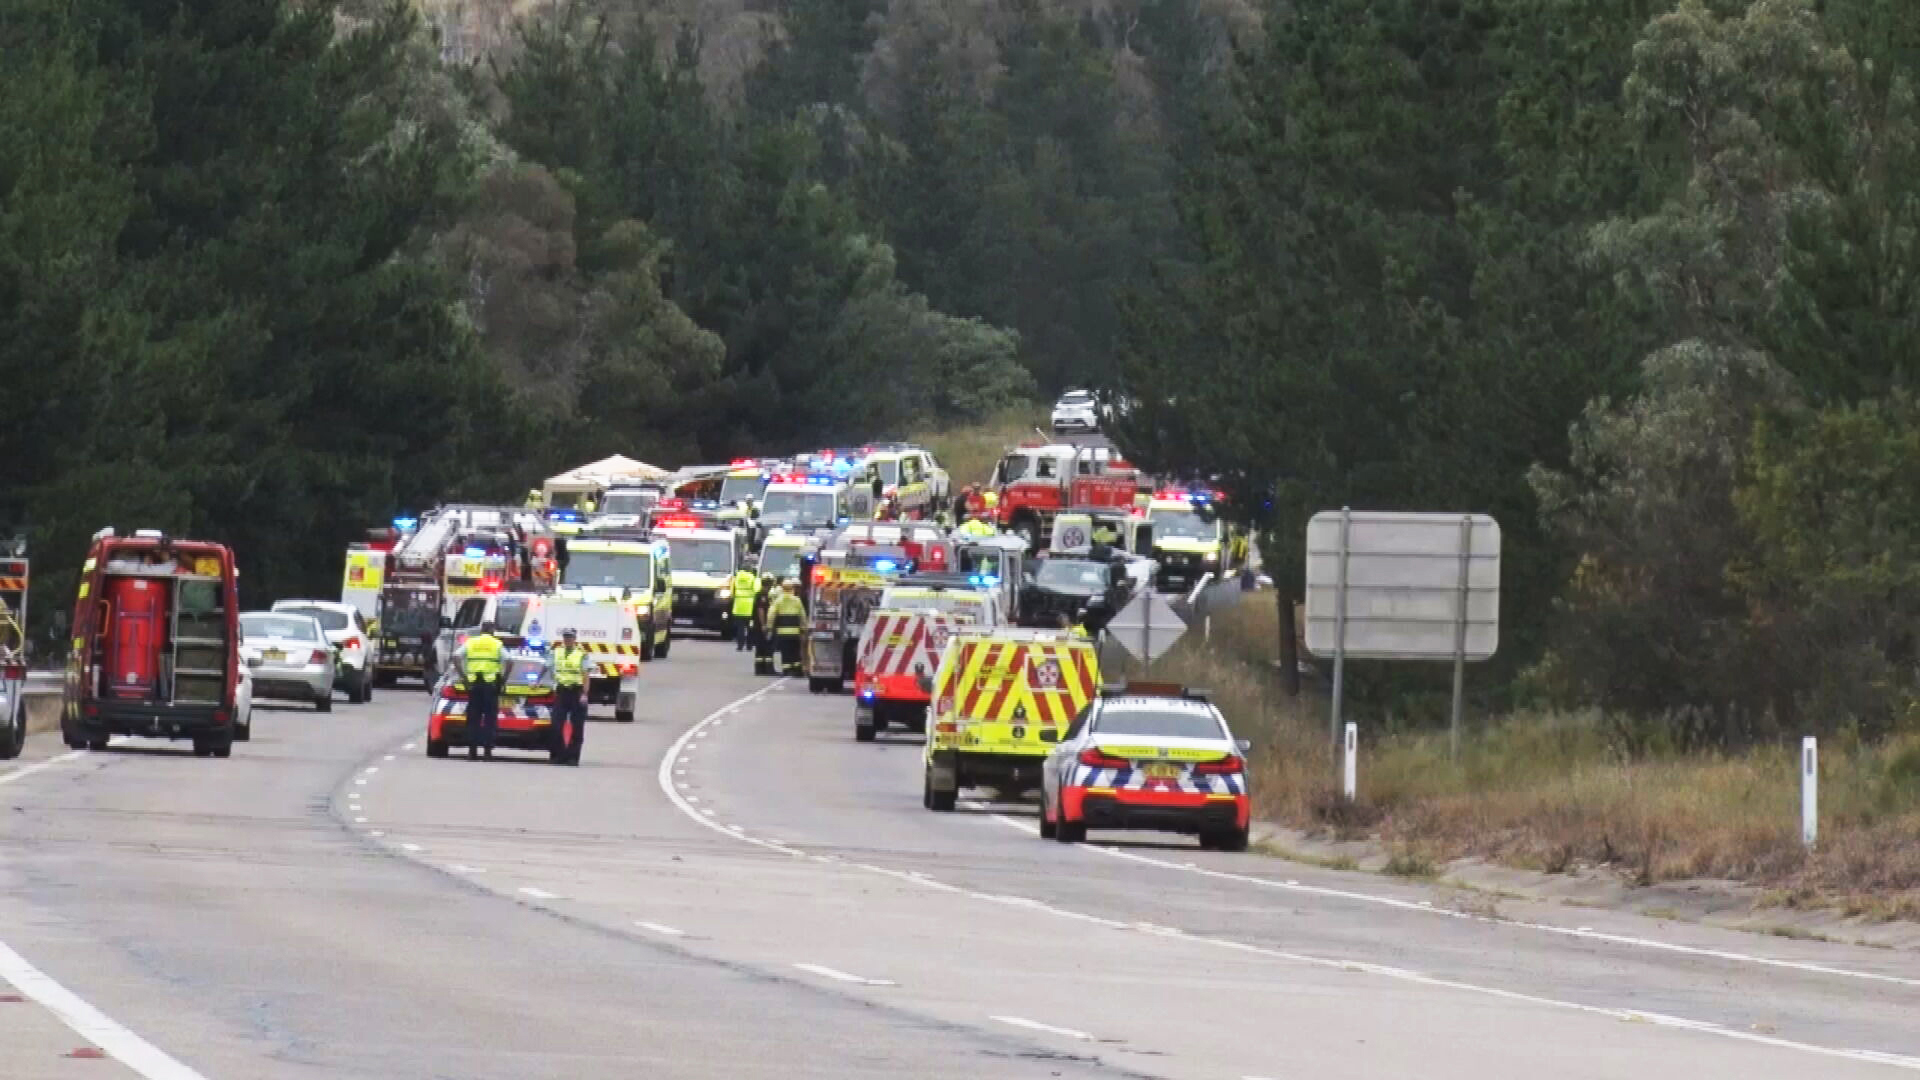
[[271, 600, 377, 704], [1051, 389, 1100, 433]]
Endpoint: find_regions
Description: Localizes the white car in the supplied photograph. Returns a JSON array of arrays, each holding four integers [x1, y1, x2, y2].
[[1051, 389, 1101, 434], [271, 599, 376, 703]]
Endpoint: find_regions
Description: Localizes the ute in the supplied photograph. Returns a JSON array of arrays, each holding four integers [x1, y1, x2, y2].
[[63, 528, 240, 757]]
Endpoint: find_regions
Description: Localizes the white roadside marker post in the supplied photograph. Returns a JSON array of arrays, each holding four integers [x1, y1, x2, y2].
[[1343, 721, 1358, 802], [1801, 736, 1818, 850]]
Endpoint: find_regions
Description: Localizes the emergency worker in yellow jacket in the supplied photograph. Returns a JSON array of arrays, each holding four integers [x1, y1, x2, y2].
[[552, 628, 589, 764], [769, 582, 807, 676], [453, 621, 505, 760], [730, 565, 760, 650]]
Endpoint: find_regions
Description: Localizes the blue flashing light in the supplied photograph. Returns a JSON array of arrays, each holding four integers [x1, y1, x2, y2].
[[1189, 493, 1210, 504], [393, 516, 419, 532], [527, 637, 544, 649], [873, 559, 898, 574], [966, 574, 1000, 587], [463, 547, 487, 557], [860, 689, 876, 701]]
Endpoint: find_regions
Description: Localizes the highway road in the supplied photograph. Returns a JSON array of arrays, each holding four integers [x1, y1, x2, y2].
[[3, 636, 1918, 1079]]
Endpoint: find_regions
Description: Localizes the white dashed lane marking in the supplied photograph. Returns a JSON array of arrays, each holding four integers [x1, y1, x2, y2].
[[793, 963, 896, 987]]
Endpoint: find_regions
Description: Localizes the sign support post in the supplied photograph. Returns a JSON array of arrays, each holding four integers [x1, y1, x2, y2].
[[1330, 507, 1352, 753], [1450, 514, 1472, 763]]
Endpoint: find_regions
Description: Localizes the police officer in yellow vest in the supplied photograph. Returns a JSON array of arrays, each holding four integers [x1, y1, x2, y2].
[[769, 581, 807, 676], [730, 563, 760, 651], [552, 628, 589, 765], [454, 620, 505, 760]]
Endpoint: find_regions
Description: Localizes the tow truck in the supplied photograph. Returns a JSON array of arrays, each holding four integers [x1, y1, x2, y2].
[[62, 529, 240, 757], [973, 440, 1142, 553], [0, 552, 30, 759]]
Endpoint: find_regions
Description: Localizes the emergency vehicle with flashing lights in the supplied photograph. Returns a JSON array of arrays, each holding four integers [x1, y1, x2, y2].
[[425, 646, 580, 765], [593, 484, 666, 529], [922, 627, 1101, 812], [755, 530, 820, 585], [1040, 681, 1251, 851], [0, 552, 31, 760], [758, 472, 854, 534], [1141, 489, 1227, 591], [651, 522, 744, 636], [62, 528, 241, 758], [799, 556, 910, 693], [974, 441, 1141, 553], [533, 534, 672, 722], [852, 591, 992, 742]]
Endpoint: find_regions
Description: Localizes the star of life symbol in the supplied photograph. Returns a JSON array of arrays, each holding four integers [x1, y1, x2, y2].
[[1029, 657, 1064, 690]]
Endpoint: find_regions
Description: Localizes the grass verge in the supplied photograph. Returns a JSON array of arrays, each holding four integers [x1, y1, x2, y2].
[[911, 405, 1047, 491], [1141, 596, 1920, 922]]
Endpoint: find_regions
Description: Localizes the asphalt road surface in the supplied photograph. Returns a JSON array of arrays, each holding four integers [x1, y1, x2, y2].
[[3, 637, 1918, 1079]]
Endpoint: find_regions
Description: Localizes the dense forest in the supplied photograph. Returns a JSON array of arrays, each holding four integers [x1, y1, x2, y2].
[[4, 0, 1919, 737]]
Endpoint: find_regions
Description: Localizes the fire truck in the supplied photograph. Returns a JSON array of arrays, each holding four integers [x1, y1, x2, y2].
[[62, 529, 241, 757], [371, 507, 539, 686], [0, 552, 29, 759], [973, 440, 1142, 553]]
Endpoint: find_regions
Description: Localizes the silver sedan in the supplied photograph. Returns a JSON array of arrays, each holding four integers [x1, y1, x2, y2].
[[238, 612, 335, 712]]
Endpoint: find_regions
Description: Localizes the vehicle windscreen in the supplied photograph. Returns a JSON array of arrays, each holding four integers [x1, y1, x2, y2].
[[563, 552, 653, 591], [600, 491, 657, 516], [1094, 707, 1225, 740], [380, 590, 439, 635], [1148, 508, 1219, 540], [494, 595, 530, 634], [998, 454, 1033, 483], [277, 605, 349, 632], [1059, 391, 1095, 406], [1036, 560, 1108, 590], [719, 475, 768, 503], [669, 538, 734, 575], [242, 615, 319, 642], [759, 544, 804, 580], [874, 460, 900, 487], [761, 491, 836, 524]]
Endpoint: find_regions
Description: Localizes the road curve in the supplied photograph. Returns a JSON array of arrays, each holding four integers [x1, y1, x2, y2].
[[0, 636, 1916, 1079]]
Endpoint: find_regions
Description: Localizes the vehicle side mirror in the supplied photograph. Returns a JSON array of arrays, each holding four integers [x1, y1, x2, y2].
[[654, 578, 668, 593], [1236, 738, 1252, 754], [440, 615, 453, 629], [1039, 729, 1059, 743]]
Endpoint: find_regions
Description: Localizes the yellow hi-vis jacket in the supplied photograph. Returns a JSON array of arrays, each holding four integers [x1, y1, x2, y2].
[[770, 593, 806, 636], [731, 569, 759, 617], [553, 644, 588, 688]]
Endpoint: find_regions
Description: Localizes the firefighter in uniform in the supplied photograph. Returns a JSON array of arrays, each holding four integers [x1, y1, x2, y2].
[[730, 563, 760, 650], [553, 628, 589, 764], [524, 488, 544, 510], [752, 573, 780, 675], [957, 514, 996, 539], [769, 581, 807, 676], [453, 620, 504, 760]]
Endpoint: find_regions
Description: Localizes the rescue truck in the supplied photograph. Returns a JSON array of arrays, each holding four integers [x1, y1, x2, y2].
[[0, 553, 30, 759], [975, 441, 1141, 553], [1140, 489, 1226, 591], [532, 533, 672, 722], [652, 516, 744, 636], [852, 579, 999, 742], [800, 556, 907, 694], [923, 627, 1101, 812], [757, 472, 854, 534], [62, 529, 241, 757]]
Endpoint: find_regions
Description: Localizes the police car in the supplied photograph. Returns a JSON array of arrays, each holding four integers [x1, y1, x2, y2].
[[1040, 682, 1251, 851]]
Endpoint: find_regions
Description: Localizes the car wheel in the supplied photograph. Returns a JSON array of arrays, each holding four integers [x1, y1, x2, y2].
[[1205, 826, 1250, 853], [87, 736, 110, 752], [315, 691, 333, 714], [0, 699, 24, 760], [925, 767, 956, 813], [1054, 795, 1086, 843], [234, 720, 252, 743], [614, 708, 634, 723], [427, 739, 449, 759], [854, 718, 876, 742], [359, 670, 373, 704]]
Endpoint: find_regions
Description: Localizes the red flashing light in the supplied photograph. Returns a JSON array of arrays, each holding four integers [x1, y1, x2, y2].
[[657, 497, 686, 510], [655, 514, 701, 530], [481, 578, 504, 593], [732, 458, 756, 467]]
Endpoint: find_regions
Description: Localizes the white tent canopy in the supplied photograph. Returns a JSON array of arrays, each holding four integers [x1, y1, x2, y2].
[[543, 455, 671, 497]]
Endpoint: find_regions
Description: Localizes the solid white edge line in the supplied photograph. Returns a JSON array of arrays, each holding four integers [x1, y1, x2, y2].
[[518, 887, 559, 900], [0, 938, 208, 1080], [793, 962, 896, 987], [660, 684, 1920, 1072], [980, 811, 1920, 991], [636, 922, 685, 937], [0, 749, 86, 788], [992, 1015, 1094, 1041]]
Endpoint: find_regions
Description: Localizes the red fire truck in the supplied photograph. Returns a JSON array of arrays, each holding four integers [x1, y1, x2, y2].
[[972, 441, 1142, 552], [63, 529, 241, 757]]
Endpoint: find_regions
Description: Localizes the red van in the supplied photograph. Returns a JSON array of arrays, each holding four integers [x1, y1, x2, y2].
[[63, 529, 241, 757]]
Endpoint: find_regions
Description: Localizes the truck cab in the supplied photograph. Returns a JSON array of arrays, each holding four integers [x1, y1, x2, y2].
[[62, 529, 240, 757], [985, 442, 1140, 552]]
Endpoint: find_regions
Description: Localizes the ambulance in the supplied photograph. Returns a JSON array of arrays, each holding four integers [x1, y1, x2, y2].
[[755, 531, 819, 585], [1141, 489, 1226, 591], [651, 515, 744, 637], [528, 534, 672, 723], [921, 627, 1101, 812]]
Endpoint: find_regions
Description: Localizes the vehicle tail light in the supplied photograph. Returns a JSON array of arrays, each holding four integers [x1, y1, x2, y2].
[[621, 663, 637, 676], [1, 664, 24, 680], [934, 720, 958, 734], [310, 650, 330, 665], [1078, 747, 1132, 769], [1194, 755, 1244, 774], [343, 636, 361, 651]]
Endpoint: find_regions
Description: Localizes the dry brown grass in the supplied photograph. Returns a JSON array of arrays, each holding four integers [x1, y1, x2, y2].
[[911, 405, 1047, 491], [1142, 592, 1920, 918]]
